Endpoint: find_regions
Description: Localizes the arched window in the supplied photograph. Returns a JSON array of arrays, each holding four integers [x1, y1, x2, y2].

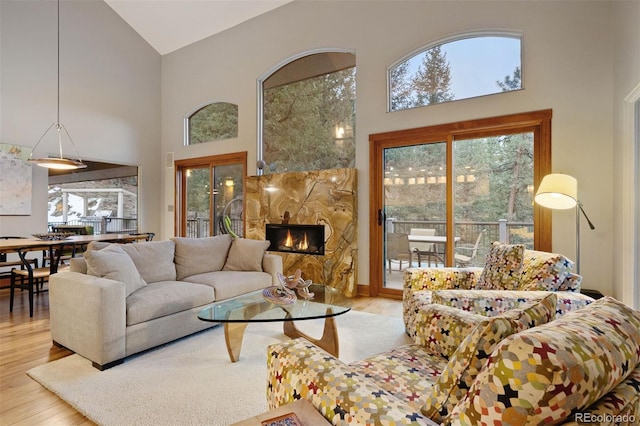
[[258, 51, 356, 174], [184, 102, 238, 145], [389, 33, 522, 111]]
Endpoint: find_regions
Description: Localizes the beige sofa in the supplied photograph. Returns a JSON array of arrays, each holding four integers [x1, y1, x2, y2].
[[49, 235, 282, 370]]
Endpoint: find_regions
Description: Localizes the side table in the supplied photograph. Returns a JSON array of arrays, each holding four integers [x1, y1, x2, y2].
[[231, 399, 330, 425]]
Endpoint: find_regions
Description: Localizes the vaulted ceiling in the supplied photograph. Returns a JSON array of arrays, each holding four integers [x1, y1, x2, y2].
[[104, 0, 292, 55]]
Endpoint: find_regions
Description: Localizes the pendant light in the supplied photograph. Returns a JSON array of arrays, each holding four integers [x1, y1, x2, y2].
[[28, 0, 86, 170]]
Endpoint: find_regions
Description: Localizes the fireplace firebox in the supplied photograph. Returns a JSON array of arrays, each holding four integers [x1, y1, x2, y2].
[[265, 224, 325, 255]]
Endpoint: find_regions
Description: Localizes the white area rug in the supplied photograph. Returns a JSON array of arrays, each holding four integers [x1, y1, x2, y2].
[[28, 311, 412, 426]]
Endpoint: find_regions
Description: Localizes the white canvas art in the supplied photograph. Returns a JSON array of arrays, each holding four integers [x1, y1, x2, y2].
[[0, 144, 32, 215]]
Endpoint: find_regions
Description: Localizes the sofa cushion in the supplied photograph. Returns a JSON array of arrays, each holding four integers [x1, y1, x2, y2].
[[518, 249, 574, 291], [84, 244, 147, 297], [414, 304, 487, 359], [421, 293, 557, 422], [181, 270, 272, 301], [222, 238, 270, 272], [476, 242, 525, 290], [125, 281, 215, 326], [449, 296, 640, 425], [172, 235, 232, 280], [121, 240, 177, 283]]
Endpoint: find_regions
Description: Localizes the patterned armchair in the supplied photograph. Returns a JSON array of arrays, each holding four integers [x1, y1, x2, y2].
[[267, 296, 640, 425], [403, 243, 595, 339]]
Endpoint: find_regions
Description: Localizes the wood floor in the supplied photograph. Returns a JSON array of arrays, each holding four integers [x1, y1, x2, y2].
[[0, 284, 402, 425]]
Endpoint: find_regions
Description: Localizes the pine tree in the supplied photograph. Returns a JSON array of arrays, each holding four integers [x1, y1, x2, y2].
[[412, 46, 454, 106]]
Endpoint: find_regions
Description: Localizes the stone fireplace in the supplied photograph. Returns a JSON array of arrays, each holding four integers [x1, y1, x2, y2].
[[265, 224, 325, 255], [245, 168, 357, 296]]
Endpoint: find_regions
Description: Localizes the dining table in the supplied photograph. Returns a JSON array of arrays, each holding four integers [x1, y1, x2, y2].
[[407, 234, 461, 266], [0, 233, 149, 274]]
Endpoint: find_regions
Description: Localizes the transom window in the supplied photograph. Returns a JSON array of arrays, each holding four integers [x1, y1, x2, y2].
[[185, 102, 238, 145], [389, 33, 522, 111]]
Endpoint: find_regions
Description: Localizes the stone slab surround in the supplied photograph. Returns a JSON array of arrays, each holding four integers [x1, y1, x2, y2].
[[246, 168, 357, 297]]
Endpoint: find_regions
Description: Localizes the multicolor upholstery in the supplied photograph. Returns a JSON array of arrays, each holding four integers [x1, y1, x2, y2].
[[267, 296, 640, 425], [266, 339, 437, 425], [475, 242, 525, 290], [421, 294, 557, 422], [403, 247, 593, 338], [447, 297, 640, 425]]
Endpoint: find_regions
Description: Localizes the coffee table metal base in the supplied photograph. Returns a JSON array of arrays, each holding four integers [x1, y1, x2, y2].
[[224, 307, 338, 362]]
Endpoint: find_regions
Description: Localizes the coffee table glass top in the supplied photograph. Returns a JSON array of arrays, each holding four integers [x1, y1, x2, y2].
[[198, 284, 351, 323]]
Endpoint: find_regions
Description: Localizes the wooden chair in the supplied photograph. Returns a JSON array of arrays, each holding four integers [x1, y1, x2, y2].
[[10, 250, 52, 317], [0, 237, 38, 289], [386, 233, 413, 273]]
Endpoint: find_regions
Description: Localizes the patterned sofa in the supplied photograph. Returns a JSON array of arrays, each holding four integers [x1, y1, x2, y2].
[[267, 295, 640, 425], [403, 243, 595, 339]]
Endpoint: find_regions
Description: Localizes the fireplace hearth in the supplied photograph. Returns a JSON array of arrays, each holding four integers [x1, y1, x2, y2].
[[266, 224, 325, 255]]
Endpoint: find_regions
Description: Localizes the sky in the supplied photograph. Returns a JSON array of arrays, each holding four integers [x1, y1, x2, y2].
[[402, 35, 522, 103]]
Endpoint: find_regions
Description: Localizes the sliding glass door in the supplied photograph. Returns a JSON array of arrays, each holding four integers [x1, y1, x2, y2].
[[370, 110, 551, 297]]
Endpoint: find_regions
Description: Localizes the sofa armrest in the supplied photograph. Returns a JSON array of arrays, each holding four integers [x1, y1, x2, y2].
[[403, 267, 482, 293], [267, 338, 434, 425], [49, 271, 127, 367], [263, 253, 283, 286]]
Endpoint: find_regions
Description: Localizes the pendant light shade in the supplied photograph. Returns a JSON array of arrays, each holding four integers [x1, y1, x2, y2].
[[28, 0, 86, 170]]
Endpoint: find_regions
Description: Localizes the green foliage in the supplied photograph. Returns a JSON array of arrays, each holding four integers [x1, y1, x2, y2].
[[263, 67, 356, 173], [189, 102, 238, 145]]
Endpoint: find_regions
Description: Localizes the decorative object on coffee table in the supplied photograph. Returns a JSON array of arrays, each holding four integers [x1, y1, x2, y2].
[[279, 270, 314, 299]]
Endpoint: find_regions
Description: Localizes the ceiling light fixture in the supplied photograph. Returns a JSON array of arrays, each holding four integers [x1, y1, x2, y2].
[[28, 0, 86, 170]]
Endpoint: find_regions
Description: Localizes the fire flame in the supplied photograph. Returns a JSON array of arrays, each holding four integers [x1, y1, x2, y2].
[[284, 230, 293, 247], [297, 232, 309, 250]]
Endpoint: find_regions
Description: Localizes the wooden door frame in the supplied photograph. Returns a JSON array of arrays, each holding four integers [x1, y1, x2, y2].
[[368, 110, 552, 298], [174, 151, 247, 237]]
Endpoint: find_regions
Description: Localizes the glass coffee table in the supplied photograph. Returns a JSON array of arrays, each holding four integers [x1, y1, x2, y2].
[[198, 284, 352, 362]]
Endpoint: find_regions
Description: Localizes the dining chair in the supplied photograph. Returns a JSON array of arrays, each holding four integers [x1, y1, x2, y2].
[[10, 249, 56, 317], [0, 236, 38, 289], [409, 228, 437, 266], [386, 232, 413, 273]]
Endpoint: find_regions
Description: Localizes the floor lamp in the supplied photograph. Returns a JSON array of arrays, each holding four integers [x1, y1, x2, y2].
[[534, 173, 595, 274]]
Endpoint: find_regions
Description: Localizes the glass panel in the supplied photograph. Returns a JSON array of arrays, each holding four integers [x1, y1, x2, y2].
[[185, 167, 211, 238], [453, 132, 534, 267], [262, 52, 356, 174], [389, 35, 522, 111], [187, 102, 238, 145], [214, 164, 244, 237], [383, 143, 447, 289]]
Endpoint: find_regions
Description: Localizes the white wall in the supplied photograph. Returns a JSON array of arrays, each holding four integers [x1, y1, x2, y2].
[[612, 0, 640, 307], [161, 0, 619, 296], [0, 0, 161, 236]]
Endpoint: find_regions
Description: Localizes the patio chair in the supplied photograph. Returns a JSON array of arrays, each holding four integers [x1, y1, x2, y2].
[[386, 232, 413, 273], [454, 229, 486, 267], [409, 228, 437, 266]]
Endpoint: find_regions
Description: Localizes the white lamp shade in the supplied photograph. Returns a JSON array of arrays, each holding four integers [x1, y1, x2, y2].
[[534, 173, 578, 210]]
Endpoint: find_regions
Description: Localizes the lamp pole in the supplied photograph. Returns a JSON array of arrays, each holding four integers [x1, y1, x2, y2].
[[576, 201, 596, 274]]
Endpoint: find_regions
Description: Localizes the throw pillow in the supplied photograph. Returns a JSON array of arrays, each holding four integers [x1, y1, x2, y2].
[[476, 242, 525, 290], [172, 234, 233, 280], [519, 249, 575, 291], [121, 240, 177, 283], [222, 238, 270, 272], [448, 296, 640, 425], [421, 294, 557, 423], [84, 244, 147, 296], [414, 304, 487, 359]]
